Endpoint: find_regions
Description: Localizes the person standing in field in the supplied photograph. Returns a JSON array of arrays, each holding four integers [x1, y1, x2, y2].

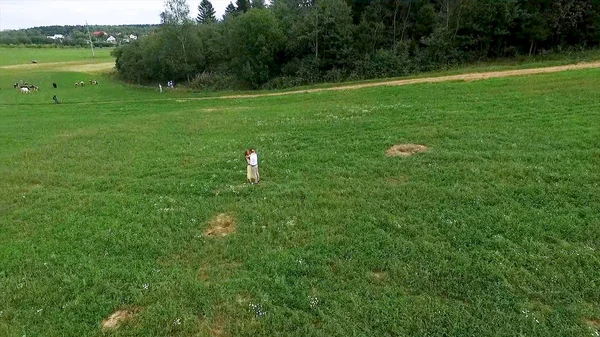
[[249, 149, 259, 184], [244, 149, 252, 183], [159, 83, 163, 93]]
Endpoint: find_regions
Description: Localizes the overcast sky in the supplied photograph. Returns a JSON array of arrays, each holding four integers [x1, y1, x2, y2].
[[0, 0, 233, 30]]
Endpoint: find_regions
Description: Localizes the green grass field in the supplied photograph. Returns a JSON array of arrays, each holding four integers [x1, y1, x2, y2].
[[1, 49, 599, 337], [0, 47, 113, 67]]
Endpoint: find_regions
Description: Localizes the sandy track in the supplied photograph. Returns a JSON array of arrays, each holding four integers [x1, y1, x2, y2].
[[1, 61, 114, 72], [211, 60, 600, 100]]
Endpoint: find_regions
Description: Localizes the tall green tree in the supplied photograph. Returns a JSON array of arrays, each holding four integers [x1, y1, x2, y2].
[[197, 0, 217, 23], [252, 0, 266, 9], [160, 0, 192, 24], [159, 0, 198, 80], [296, 0, 354, 68], [227, 9, 285, 87], [236, 0, 251, 13], [223, 2, 237, 20]]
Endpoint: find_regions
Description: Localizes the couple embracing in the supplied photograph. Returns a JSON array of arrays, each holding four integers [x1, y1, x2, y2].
[[245, 149, 260, 184]]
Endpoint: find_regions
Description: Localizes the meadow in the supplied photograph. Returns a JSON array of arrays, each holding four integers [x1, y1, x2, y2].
[[0, 49, 599, 337], [0, 47, 113, 67]]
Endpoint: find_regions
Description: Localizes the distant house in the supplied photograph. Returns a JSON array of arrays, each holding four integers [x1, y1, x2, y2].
[[107, 36, 116, 44], [46, 34, 64, 40], [129, 34, 137, 40], [93, 31, 107, 37]]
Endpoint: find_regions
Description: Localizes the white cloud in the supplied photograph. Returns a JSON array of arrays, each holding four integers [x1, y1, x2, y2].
[[0, 0, 233, 30]]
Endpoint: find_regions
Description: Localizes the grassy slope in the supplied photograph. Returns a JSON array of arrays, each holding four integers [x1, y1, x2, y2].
[[0, 52, 599, 337], [0, 47, 113, 67]]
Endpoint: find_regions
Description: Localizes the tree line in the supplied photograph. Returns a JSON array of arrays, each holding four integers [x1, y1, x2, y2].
[[0, 25, 158, 47], [113, 0, 600, 89]]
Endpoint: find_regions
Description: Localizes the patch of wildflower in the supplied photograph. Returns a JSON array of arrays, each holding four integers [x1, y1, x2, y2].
[[249, 303, 266, 318]]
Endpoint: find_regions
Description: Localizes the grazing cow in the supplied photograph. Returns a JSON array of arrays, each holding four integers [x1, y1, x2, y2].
[[92, 80, 99, 85], [53, 95, 60, 104], [80, 81, 85, 86], [53, 83, 57, 88], [89, 80, 93, 84], [14, 82, 19, 89], [21, 87, 30, 94], [30, 85, 39, 92]]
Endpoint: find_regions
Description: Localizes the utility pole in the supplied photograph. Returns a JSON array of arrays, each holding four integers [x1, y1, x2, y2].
[[86, 21, 95, 57]]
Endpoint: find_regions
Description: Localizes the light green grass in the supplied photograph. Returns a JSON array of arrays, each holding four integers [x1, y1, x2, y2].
[[0, 47, 113, 66], [0, 58, 599, 337]]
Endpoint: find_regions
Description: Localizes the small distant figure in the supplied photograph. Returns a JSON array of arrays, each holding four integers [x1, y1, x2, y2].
[[167, 80, 174, 88], [80, 81, 85, 87], [159, 83, 163, 93], [92, 80, 99, 85], [89, 80, 93, 84], [75, 82, 79, 87], [20, 87, 30, 94], [244, 149, 252, 183], [53, 95, 60, 104], [52, 83, 57, 88], [13, 82, 19, 89], [248, 149, 259, 184], [31, 60, 38, 64]]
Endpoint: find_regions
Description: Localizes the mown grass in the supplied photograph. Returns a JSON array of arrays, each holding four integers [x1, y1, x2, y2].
[[0, 53, 599, 337], [0, 47, 113, 67]]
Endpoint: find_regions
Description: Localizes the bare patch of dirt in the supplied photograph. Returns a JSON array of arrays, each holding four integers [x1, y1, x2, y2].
[[236, 293, 253, 306], [204, 213, 236, 237], [199, 313, 228, 337], [586, 318, 600, 329], [369, 270, 388, 280], [198, 267, 210, 282], [209, 315, 227, 337], [386, 144, 429, 157], [101, 308, 140, 329]]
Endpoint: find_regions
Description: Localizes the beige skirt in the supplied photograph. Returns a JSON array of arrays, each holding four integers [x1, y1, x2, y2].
[[246, 165, 252, 180]]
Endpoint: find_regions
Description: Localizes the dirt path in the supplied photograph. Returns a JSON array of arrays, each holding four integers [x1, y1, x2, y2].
[[1, 61, 114, 72], [211, 61, 600, 100]]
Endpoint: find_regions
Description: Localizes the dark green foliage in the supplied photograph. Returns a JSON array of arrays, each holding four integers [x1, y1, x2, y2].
[[236, 0, 250, 13], [226, 9, 286, 87], [111, 0, 600, 88], [197, 0, 217, 24], [252, 0, 266, 9], [223, 1, 238, 20]]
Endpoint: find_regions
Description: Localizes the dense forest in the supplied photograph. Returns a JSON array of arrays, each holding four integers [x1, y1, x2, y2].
[[113, 0, 600, 89], [0, 25, 158, 47]]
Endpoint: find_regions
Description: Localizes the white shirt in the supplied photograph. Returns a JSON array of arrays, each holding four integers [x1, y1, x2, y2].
[[249, 153, 258, 166]]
